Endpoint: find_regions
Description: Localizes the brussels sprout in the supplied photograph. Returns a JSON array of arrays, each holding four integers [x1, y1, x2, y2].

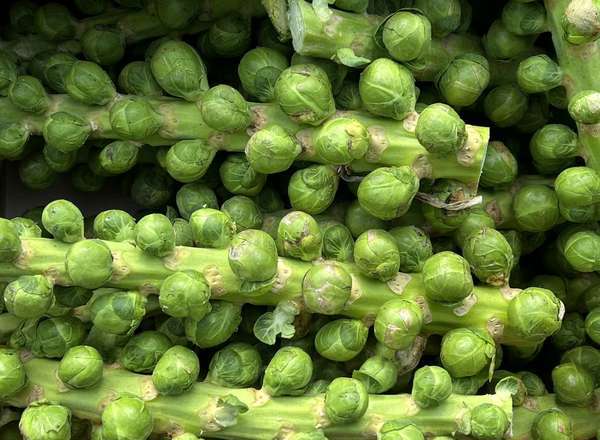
[[421, 180, 472, 234], [387, 226, 432, 273], [220, 154, 267, 197], [344, 200, 386, 238], [453, 209, 495, 249], [561, 0, 600, 44], [359, 58, 416, 120], [119, 330, 172, 373], [568, 90, 600, 124], [303, 263, 352, 315], [440, 328, 495, 378], [517, 55, 563, 94], [531, 408, 573, 440], [11, 217, 42, 238], [414, 0, 462, 37], [289, 165, 339, 215], [323, 378, 370, 426], [40, 52, 76, 93], [277, 211, 323, 261], [563, 230, 600, 272], [8, 75, 49, 114], [171, 218, 192, 246], [201, 85, 250, 133], [109, 97, 162, 140], [245, 125, 301, 174], [152, 345, 200, 395], [436, 53, 490, 107], [374, 298, 423, 350], [410, 365, 452, 409], [0, 122, 29, 159], [585, 284, 600, 312], [352, 356, 398, 393], [42, 112, 91, 153], [0, 348, 27, 398], [501, 0, 546, 35], [555, 167, 600, 223], [463, 227, 514, 286], [19, 152, 58, 190], [150, 40, 208, 101], [164, 140, 215, 183], [0, 218, 22, 262], [43, 144, 78, 173], [238, 47, 289, 102], [71, 163, 106, 192], [549, 312, 585, 351], [135, 213, 175, 257], [353, 229, 400, 281], [315, 319, 368, 361], [513, 185, 559, 232], [101, 395, 153, 440], [484, 84, 528, 127], [9, 1, 36, 32], [381, 11, 432, 62], [65, 61, 116, 105], [41, 199, 84, 243], [320, 221, 355, 262], [530, 124, 578, 175], [484, 19, 534, 60], [65, 240, 113, 291], [155, 316, 187, 346], [207, 342, 262, 388], [31, 316, 87, 358], [552, 362, 595, 406], [335, 79, 363, 110], [81, 26, 126, 66], [93, 209, 136, 242], [561, 345, 600, 386], [185, 301, 242, 348], [357, 167, 419, 220], [378, 420, 424, 440], [54, 285, 92, 309], [3, 275, 53, 319], [313, 117, 370, 165], [199, 14, 251, 57], [416, 103, 467, 155], [269, 65, 336, 126], [228, 229, 278, 289], [422, 251, 473, 304], [507, 287, 562, 343], [89, 290, 146, 336], [58, 345, 103, 389], [254, 187, 285, 213], [222, 195, 264, 232], [516, 371, 547, 396], [33, 2, 75, 40], [585, 307, 600, 344], [480, 141, 518, 188], [262, 346, 313, 396], [176, 183, 218, 220], [118, 61, 163, 97], [159, 271, 211, 320], [19, 401, 71, 440], [189, 208, 235, 248], [470, 403, 509, 440]]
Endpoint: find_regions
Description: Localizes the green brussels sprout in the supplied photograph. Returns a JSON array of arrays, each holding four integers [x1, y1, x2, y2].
[[585, 307, 600, 344], [381, 11, 432, 62], [101, 395, 153, 440], [335, 79, 363, 110], [359, 58, 416, 120], [313, 117, 369, 165], [0, 218, 22, 262], [228, 229, 278, 288], [108, 97, 162, 140], [173, 218, 193, 246], [222, 195, 264, 232], [274, 64, 335, 125], [324, 377, 368, 424], [41, 52, 77, 93], [165, 139, 216, 183], [155, 316, 187, 346], [550, 312, 585, 351], [530, 124, 578, 175], [353, 229, 400, 281], [374, 298, 423, 350], [378, 420, 424, 440], [58, 345, 103, 389], [552, 362, 595, 406], [0, 348, 27, 398], [153, 0, 200, 29], [238, 47, 289, 102], [440, 328, 495, 378], [513, 185, 559, 232], [531, 408, 573, 440], [517, 55, 563, 94], [219, 154, 267, 197], [555, 167, 600, 223], [484, 84, 528, 127], [470, 403, 509, 440], [388, 226, 432, 273], [176, 183, 218, 220], [320, 221, 355, 262], [568, 90, 600, 124], [262, 346, 313, 396], [93, 210, 136, 242], [11, 217, 42, 238], [421, 180, 472, 234], [561, 0, 600, 44], [135, 214, 175, 257], [207, 342, 262, 388], [463, 227, 514, 286], [507, 287, 562, 343], [3, 275, 53, 319], [72, 165, 105, 191], [81, 26, 125, 66], [201, 85, 250, 132], [344, 200, 386, 238], [119, 330, 172, 373], [65, 239, 113, 289], [152, 345, 199, 395], [561, 345, 600, 386], [18, 152, 58, 190], [289, 165, 339, 215], [516, 371, 547, 396], [185, 301, 242, 348], [189, 208, 235, 248], [277, 211, 323, 261], [0, 122, 29, 159], [303, 263, 352, 315], [54, 285, 92, 309], [74, 0, 108, 15], [19, 401, 71, 440], [412, 366, 452, 408], [8, 75, 49, 114], [585, 284, 600, 312], [422, 251, 473, 304], [416, 103, 467, 155], [254, 187, 285, 213], [563, 230, 600, 272], [357, 167, 419, 220], [31, 316, 87, 358], [118, 61, 163, 97], [0, 53, 17, 94], [352, 355, 398, 393], [42, 199, 84, 243], [42, 112, 91, 153], [315, 319, 368, 361], [414, 0, 462, 37], [199, 14, 251, 57], [150, 40, 209, 101], [484, 20, 534, 60], [453, 209, 495, 248], [436, 53, 490, 107], [34, 3, 75, 41], [89, 290, 146, 336], [245, 125, 301, 174], [43, 144, 77, 173], [501, 0, 546, 35], [65, 61, 116, 105], [480, 141, 518, 188], [159, 271, 211, 320], [494, 375, 527, 406], [9, 1, 36, 32]]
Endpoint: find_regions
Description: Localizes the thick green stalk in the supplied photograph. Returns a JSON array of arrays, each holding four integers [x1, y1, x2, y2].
[[6, 356, 513, 439], [0, 96, 489, 186], [544, 0, 600, 171], [0, 238, 549, 347]]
